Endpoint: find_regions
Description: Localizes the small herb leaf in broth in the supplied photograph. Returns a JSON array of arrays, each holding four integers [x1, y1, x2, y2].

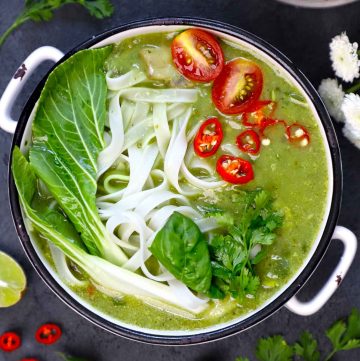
[[29, 47, 127, 265], [149, 212, 212, 294], [206, 190, 283, 300]]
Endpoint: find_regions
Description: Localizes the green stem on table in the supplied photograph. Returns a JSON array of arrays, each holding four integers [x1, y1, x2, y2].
[[0, 15, 29, 47], [324, 349, 337, 361], [346, 81, 360, 94]]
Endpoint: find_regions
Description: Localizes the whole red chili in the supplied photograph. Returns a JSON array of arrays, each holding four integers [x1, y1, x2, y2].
[[216, 155, 254, 184], [0, 331, 21, 352], [236, 129, 261, 154], [286, 123, 310, 146], [35, 323, 62, 345], [194, 117, 223, 157]]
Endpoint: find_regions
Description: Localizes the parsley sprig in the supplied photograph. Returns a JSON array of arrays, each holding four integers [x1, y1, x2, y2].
[[204, 190, 283, 300], [0, 0, 114, 48], [235, 309, 360, 361]]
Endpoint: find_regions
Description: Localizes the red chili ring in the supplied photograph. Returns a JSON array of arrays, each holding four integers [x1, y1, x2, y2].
[[286, 123, 310, 145], [216, 155, 254, 184], [236, 129, 261, 155], [194, 117, 223, 158], [0, 332, 21, 352], [35, 323, 62, 345]]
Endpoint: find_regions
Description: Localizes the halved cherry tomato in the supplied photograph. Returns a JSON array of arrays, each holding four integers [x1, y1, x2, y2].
[[286, 123, 310, 146], [194, 118, 223, 157], [216, 155, 254, 184], [236, 130, 261, 154], [171, 29, 224, 82], [212, 58, 263, 115], [0, 332, 21, 352], [35, 323, 62, 345]]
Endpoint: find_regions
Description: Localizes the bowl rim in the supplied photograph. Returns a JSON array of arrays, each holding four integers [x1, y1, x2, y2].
[[8, 16, 342, 345]]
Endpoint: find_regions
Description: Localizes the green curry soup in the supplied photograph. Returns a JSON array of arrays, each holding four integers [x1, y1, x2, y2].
[[21, 30, 328, 331]]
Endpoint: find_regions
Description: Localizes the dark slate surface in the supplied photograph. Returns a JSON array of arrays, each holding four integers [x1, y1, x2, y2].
[[0, 0, 359, 360]]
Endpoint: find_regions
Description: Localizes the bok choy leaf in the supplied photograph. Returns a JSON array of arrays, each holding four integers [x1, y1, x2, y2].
[[12, 148, 206, 314], [28, 46, 127, 265]]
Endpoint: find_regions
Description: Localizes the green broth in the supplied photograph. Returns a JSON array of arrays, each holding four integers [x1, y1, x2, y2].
[[36, 31, 328, 330]]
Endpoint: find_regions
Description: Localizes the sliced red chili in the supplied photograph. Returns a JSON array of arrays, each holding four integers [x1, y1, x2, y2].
[[194, 117, 223, 157], [242, 101, 277, 127], [286, 123, 310, 146], [236, 130, 261, 154], [259, 119, 287, 137], [0, 332, 21, 352], [216, 155, 254, 184], [35, 323, 62, 345]]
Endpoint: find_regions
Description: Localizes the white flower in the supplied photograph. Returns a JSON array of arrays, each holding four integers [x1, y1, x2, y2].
[[330, 32, 360, 83], [342, 93, 360, 148], [318, 78, 345, 122]]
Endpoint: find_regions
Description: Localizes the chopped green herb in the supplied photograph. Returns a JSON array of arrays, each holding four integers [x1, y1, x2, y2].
[[206, 190, 283, 300]]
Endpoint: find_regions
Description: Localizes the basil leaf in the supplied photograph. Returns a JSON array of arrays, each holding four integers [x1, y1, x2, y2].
[[149, 212, 212, 293]]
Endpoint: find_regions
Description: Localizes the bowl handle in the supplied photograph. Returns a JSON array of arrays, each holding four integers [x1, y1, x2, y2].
[[0, 46, 64, 134], [286, 226, 357, 316]]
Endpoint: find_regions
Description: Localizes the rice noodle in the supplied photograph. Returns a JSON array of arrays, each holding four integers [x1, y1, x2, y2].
[[153, 103, 171, 157], [164, 109, 199, 196], [106, 69, 147, 91], [49, 243, 86, 286], [97, 93, 125, 178], [120, 88, 198, 103]]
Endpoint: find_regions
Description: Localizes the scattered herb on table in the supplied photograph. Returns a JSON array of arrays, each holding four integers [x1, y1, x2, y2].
[[59, 353, 91, 361], [234, 309, 360, 361], [0, 0, 114, 48]]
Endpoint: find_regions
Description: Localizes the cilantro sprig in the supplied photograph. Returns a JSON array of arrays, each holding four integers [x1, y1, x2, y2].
[[0, 0, 114, 48], [205, 189, 283, 300], [235, 309, 360, 361]]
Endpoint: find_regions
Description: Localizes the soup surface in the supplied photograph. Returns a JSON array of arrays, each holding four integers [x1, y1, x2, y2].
[[13, 29, 329, 331]]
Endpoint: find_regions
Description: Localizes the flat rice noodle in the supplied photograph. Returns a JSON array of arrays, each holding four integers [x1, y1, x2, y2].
[[98, 170, 167, 218], [123, 144, 158, 197], [168, 279, 209, 310], [136, 190, 189, 219], [181, 162, 225, 189], [153, 103, 171, 157], [122, 115, 153, 151], [121, 99, 135, 130], [97, 92, 125, 178], [119, 87, 198, 103], [164, 109, 199, 196], [49, 243, 86, 287], [106, 69, 147, 91]]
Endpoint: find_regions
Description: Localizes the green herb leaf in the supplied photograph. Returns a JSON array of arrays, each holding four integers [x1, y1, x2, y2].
[[206, 189, 282, 301], [0, 0, 114, 48], [149, 212, 212, 293], [256, 335, 293, 361], [294, 331, 320, 361], [326, 309, 360, 353], [235, 357, 250, 361]]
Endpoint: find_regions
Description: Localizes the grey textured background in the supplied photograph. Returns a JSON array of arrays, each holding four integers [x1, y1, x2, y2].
[[0, 0, 360, 360]]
